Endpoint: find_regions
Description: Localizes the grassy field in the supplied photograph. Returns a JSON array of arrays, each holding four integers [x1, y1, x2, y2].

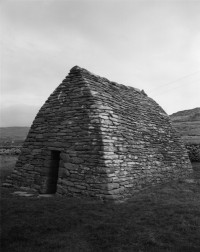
[[1, 157, 200, 252]]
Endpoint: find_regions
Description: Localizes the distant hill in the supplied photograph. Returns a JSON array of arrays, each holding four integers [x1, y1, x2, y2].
[[0, 127, 30, 139], [0, 127, 30, 146], [1, 108, 200, 146], [170, 108, 200, 144]]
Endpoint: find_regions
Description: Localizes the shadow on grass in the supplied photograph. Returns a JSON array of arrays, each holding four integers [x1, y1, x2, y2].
[[1, 179, 200, 252], [1, 161, 200, 251]]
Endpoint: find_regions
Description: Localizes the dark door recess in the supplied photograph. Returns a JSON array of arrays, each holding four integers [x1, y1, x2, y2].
[[46, 150, 60, 193]]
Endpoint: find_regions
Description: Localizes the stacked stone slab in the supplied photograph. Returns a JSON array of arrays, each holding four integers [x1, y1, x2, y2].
[[7, 66, 192, 200]]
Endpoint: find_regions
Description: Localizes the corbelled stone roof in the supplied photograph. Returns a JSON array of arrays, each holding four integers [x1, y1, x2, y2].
[[7, 66, 192, 201]]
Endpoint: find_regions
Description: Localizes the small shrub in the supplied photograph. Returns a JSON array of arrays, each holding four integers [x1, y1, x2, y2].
[[186, 144, 200, 162]]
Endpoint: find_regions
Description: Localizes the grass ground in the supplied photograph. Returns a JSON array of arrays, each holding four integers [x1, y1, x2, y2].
[[1, 157, 200, 252]]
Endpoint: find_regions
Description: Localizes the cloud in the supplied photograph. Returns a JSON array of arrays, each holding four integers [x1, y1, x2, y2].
[[1, 0, 200, 126]]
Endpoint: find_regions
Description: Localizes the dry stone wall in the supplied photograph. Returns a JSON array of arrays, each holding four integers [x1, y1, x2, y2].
[[7, 66, 192, 201]]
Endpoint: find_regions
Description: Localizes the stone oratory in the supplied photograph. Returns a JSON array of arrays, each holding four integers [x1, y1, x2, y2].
[[8, 66, 192, 200]]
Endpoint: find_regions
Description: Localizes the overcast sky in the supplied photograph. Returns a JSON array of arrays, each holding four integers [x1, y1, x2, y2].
[[1, 0, 200, 127]]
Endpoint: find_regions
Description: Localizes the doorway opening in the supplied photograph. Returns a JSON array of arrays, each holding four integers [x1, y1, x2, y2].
[[46, 150, 60, 193]]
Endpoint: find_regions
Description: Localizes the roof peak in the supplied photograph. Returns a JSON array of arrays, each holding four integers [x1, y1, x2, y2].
[[70, 65, 97, 77], [68, 65, 144, 95], [70, 65, 82, 72]]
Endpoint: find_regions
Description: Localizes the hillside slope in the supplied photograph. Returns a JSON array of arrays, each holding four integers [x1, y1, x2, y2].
[[0, 127, 30, 146], [170, 107, 200, 144]]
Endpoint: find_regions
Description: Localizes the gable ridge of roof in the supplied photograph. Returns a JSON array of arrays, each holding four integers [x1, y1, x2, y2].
[[69, 66, 146, 96]]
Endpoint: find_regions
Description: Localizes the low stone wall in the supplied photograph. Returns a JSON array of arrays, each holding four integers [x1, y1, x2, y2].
[[0, 147, 21, 155]]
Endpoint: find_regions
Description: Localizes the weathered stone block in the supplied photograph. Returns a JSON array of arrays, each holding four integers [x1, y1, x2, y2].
[[67, 186, 81, 193], [106, 183, 120, 190], [60, 153, 71, 162], [107, 187, 125, 195], [62, 179, 74, 187], [64, 163, 79, 170], [71, 157, 84, 164]]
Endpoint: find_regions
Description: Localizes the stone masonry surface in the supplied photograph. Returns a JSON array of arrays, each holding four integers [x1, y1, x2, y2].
[[7, 66, 192, 201]]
